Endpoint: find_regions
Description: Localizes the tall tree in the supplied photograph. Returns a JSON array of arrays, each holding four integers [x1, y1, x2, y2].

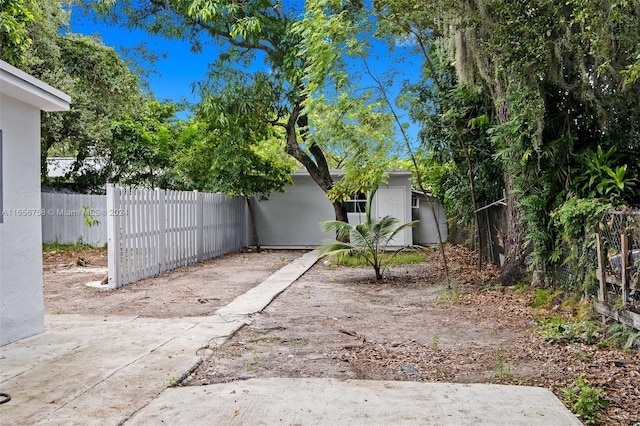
[[375, 0, 640, 285], [108, 100, 179, 188], [168, 71, 296, 250], [90, 0, 396, 221], [0, 0, 35, 64], [402, 48, 503, 253], [7, 0, 180, 192]]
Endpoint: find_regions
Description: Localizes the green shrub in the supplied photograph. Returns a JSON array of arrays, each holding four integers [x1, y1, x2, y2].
[[334, 251, 425, 267], [598, 322, 640, 350], [531, 288, 563, 308], [562, 375, 609, 424], [539, 316, 600, 344]]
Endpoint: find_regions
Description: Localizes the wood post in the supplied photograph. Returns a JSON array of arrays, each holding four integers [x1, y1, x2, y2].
[[157, 188, 166, 274], [621, 232, 629, 308], [596, 232, 606, 303], [106, 184, 120, 289]]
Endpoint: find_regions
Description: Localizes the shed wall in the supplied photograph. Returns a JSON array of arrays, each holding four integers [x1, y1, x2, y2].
[[253, 172, 414, 247], [412, 195, 448, 245]]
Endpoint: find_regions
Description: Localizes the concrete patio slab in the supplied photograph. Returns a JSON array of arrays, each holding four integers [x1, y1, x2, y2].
[[126, 377, 582, 425], [0, 250, 581, 425], [0, 252, 318, 425]]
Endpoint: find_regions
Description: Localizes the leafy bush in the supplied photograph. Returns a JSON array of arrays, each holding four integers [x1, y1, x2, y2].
[[562, 375, 609, 424], [549, 197, 611, 296], [318, 187, 419, 281], [572, 145, 638, 202], [539, 316, 601, 344], [598, 322, 640, 350], [531, 288, 563, 308]]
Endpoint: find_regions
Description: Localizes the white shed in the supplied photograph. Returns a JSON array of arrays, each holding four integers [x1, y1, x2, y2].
[[252, 170, 428, 247], [411, 190, 449, 245], [0, 60, 71, 346]]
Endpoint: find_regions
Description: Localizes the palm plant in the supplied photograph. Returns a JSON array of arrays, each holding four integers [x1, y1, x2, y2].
[[318, 187, 419, 280], [572, 145, 638, 203]]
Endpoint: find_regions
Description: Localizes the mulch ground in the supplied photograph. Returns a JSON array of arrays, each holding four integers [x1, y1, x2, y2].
[[186, 245, 639, 425]]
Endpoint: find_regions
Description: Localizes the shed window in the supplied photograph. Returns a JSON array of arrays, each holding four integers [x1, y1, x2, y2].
[[411, 196, 419, 209], [346, 192, 367, 213]]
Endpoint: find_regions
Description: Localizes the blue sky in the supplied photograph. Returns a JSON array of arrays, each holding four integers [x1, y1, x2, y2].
[[69, 13, 212, 107], [68, 7, 423, 131]]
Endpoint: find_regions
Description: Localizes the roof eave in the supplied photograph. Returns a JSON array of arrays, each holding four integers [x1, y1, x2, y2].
[[0, 60, 71, 111]]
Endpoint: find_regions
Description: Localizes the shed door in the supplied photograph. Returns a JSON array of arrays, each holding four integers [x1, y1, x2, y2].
[[376, 187, 406, 246]]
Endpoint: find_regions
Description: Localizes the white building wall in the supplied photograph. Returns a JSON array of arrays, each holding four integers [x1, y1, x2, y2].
[[253, 171, 414, 247], [375, 176, 414, 246], [0, 59, 70, 346], [413, 195, 449, 245], [0, 94, 45, 346], [253, 173, 334, 246]]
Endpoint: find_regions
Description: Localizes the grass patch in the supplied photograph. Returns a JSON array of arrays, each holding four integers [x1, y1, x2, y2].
[[245, 350, 260, 371], [167, 376, 181, 387], [430, 335, 440, 350], [538, 316, 601, 344], [333, 251, 425, 267], [531, 288, 563, 308], [436, 282, 466, 304], [246, 335, 280, 343], [491, 350, 514, 381], [44, 241, 92, 253]]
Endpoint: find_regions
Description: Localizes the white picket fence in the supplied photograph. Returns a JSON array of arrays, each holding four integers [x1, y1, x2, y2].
[[106, 185, 247, 289], [41, 192, 108, 246]]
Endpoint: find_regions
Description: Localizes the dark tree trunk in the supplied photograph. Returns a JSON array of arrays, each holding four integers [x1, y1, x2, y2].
[[333, 199, 349, 223], [494, 100, 527, 285], [246, 197, 261, 253], [283, 101, 349, 225], [496, 179, 527, 285], [332, 199, 349, 242]]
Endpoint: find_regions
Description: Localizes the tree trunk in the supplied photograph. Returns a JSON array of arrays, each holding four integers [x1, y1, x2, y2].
[[494, 101, 528, 286], [332, 199, 349, 223], [374, 264, 383, 281], [496, 179, 527, 285], [246, 197, 261, 253], [283, 103, 349, 225], [332, 199, 349, 242]]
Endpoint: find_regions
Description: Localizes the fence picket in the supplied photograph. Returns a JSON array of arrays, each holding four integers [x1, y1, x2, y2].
[[41, 192, 108, 246], [44, 187, 246, 289]]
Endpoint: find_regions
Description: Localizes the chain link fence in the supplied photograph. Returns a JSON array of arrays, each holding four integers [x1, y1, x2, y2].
[[595, 210, 640, 329], [545, 240, 596, 295]]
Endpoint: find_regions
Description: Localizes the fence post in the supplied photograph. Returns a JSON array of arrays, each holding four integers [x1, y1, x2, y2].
[[157, 188, 166, 274], [595, 233, 607, 304], [106, 184, 120, 289], [621, 231, 629, 308], [195, 191, 203, 262]]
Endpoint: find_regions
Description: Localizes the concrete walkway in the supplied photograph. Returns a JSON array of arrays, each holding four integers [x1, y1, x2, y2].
[[128, 378, 580, 425], [0, 251, 581, 425]]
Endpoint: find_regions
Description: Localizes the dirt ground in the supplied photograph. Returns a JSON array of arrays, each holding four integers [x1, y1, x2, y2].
[[42, 245, 639, 425], [43, 247, 302, 317]]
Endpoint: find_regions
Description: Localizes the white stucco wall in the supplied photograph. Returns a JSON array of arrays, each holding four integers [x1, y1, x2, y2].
[[253, 171, 414, 247], [412, 193, 449, 245], [0, 60, 70, 346], [0, 94, 46, 345], [253, 173, 334, 246]]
